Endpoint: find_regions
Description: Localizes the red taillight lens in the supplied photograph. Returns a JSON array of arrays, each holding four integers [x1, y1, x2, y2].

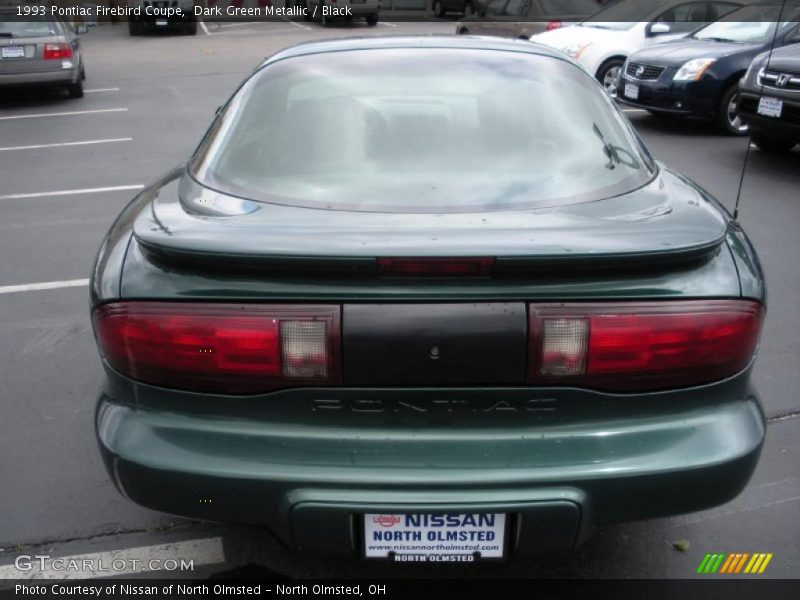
[[546, 20, 563, 31], [93, 303, 341, 394], [377, 257, 495, 278], [528, 300, 764, 391], [43, 43, 72, 60]]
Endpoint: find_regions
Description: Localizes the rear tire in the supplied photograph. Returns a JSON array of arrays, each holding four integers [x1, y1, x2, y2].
[[303, 2, 312, 21], [67, 77, 83, 99], [128, 21, 141, 36], [457, 27, 469, 35], [433, 1, 445, 18], [366, 13, 379, 26], [185, 22, 197, 35], [717, 85, 748, 136], [750, 134, 796, 153]]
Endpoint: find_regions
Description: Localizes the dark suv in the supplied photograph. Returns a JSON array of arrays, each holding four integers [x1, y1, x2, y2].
[[738, 41, 800, 152]]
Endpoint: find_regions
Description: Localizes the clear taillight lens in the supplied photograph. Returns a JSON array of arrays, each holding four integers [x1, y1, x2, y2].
[[529, 300, 764, 391], [93, 303, 340, 394]]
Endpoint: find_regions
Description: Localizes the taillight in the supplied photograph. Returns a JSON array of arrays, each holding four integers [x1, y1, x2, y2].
[[92, 303, 341, 394], [528, 300, 763, 391], [546, 20, 563, 31], [43, 43, 72, 60], [377, 257, 495, 278]]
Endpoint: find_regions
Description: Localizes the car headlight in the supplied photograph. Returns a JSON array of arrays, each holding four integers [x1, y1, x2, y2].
[[561, 42, 592, 60], [743, 52, 769, 85], [674, 58, 716, 81]]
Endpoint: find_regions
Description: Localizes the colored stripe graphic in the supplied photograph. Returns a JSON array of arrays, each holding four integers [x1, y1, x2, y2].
[[699, 553, 772, 574]]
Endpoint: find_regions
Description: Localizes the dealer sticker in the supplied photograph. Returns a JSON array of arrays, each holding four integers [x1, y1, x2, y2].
[[364, 513, 505, 561]]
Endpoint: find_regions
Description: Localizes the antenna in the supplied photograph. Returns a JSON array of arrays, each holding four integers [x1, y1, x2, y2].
[[733, 0, 788, 222]]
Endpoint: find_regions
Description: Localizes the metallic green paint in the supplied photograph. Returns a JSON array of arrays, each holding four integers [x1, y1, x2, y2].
[[89, 36, 768, 556]]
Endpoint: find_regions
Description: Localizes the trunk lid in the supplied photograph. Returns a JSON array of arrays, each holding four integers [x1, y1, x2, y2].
[[132, 165, 729, 272]]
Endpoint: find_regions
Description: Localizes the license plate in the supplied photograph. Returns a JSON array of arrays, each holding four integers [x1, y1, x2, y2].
[[757, 96, 783, 118], [1, 46, 25, 59], [156, 19, 168, 26], [364, 513, 506, 561], [624, 83, 639, 100]]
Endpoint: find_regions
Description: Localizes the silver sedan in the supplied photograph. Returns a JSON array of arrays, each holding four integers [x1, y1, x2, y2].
[[0, 10, 85, 98]]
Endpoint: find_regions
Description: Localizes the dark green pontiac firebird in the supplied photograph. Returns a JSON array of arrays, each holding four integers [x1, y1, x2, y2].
[[91, 36, 766, 560]]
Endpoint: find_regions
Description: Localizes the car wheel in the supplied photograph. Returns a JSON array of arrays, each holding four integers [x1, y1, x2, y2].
[[463, 1, 475, 16], [458, 27, 469, 35], [81, 65, 86, 81], [750, 134, 796, 153], [184, 22, 197, 35], [433, 1, 445, 18], [366, 13, 379, 26], [717, 85, 748, 136], [596, 58, 624, 98], [303, 2, 312, 20], [128, 21, 140, 36], [67, 77, 83, 99]]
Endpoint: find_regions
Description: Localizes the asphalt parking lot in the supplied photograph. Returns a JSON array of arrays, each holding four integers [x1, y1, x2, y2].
[[0, 20, 798, 580]]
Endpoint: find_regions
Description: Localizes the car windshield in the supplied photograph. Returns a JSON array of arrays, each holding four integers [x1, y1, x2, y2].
[[581, 0, 665, 30], [192, 49, 654, 213], [485, 0, 529, 17], [539, 0, 600, 16], [692, 4, 800, 43], [0, 16, 59, 37]]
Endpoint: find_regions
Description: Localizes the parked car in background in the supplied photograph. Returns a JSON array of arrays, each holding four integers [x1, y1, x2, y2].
[[531, 0, 743, 96], [128, 0, 198, 36], [738, 41, 800, 152], [456, 0, 602, 38], [618, 1, 800, 134], [0, 7, 85, 97], [433, 0, 485, 18], [92, 35, 767, 560], [305, 0, 380, 26]]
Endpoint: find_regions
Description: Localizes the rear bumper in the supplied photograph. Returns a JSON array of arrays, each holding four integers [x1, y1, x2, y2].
[[96, 370, 766, 557], [0, 68, 79, 87]]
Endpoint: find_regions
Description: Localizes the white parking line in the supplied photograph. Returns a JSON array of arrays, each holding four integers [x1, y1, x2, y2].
[[84, 87, 120, 93], [0, 184, 144, 201], [199, 18, 210, 35], [0, 278, 89, 295], [0, 537, 225, 579], [379, 22, 398, 27], [283, 17, 311, 30], [0, 107, 128, 121], [0, 138, 132, 152], [622, 108, 648, 113]]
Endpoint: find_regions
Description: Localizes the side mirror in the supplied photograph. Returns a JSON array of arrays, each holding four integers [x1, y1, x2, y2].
[[648, 22, 672, 36]]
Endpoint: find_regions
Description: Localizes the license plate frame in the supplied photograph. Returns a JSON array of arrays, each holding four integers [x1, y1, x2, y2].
[[624, 82, 639, 100], [362, 513, 508, 562], [1, 45, 25, 59], [757, 96, 783, 118]]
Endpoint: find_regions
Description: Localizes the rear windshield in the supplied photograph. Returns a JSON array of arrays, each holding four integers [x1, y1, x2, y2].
[[192, 48, 654, 213], [0, 17, 60, 38]]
